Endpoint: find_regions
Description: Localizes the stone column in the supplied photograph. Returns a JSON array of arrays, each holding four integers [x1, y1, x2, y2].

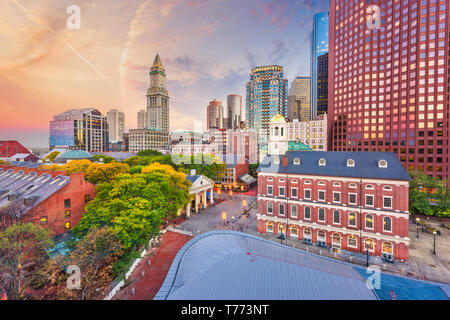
[[195, 193, 199, 213], [210, 188, 214, 205], [203, 190, 207, 208], [186, 203, 191, 218]]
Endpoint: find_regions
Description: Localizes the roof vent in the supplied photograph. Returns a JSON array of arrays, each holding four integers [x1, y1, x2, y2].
[[378, 160, 388, 168], [318, 158, 326, 166], [347, 159, 355, 167]]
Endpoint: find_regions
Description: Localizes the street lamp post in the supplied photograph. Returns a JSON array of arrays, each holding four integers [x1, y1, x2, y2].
[[433, 231, 437, 255], [242, 199, 247, 214], [277, 231, 286, 245], [416, 217, 420, 238], [365, 240, 375, 267], [231, 216, 235, 230]]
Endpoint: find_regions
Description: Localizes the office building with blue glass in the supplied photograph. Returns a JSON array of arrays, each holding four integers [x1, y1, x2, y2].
[[246, 65, 288, 149], [49, 108, 109, 152], [311, 11, 329, 118]]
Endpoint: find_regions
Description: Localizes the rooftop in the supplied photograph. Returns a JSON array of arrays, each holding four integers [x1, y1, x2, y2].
[[54, 150, 94, 162], [0, 168, 70, 218], [155, 231, 448, 300], [258, 151, 411, 181]]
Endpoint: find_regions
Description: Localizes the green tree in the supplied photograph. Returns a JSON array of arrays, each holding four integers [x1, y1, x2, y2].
[[84, 162, 130, 184], [137, 150, 163, 157], [43, 151, 60, 163], [56, 226, 122, 300], [0, 223, 53, 300], [72, 167, 191, 251], [92, 154, 116, 164], [249, 163, 260, 178], [409, 171, 449, 216]]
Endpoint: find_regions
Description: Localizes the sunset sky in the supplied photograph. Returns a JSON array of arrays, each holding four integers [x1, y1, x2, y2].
[[0, 0, 329, 148]]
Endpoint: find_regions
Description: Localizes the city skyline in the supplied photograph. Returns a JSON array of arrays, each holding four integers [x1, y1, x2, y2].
[[0, 0, 329, 148]]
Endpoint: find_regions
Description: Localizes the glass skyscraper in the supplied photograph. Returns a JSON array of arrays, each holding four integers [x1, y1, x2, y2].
[[311, 11, 329, 119], [329, 0, 449, 182], [246, 65, 288, 149], [50, 108, 109, 152]]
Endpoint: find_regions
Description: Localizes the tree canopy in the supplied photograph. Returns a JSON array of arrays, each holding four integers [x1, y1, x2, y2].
[[41, 160, 130, 184], [0, 223, 53, 300], [43, 151, 60, 163], [409, 171, 449, 217], [72, 163, 191, 250]]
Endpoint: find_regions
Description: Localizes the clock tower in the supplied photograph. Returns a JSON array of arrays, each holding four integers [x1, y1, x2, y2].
[[146, 53, 169, 132]]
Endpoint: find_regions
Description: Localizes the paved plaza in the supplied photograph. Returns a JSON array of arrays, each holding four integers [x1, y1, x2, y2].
[[178, 193, 258, 235]]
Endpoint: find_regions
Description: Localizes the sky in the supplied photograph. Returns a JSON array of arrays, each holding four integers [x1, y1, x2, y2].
[[0, 0, 329, 148]]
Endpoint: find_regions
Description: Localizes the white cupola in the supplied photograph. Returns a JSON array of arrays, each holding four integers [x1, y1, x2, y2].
[[268, 113, 288, 156]]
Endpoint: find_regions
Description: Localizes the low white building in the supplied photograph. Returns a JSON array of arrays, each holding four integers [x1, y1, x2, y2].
[[185, 170, 215, 216]]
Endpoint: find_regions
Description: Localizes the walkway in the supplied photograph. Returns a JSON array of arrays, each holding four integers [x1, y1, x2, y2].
[[113, 231, 192, 300]]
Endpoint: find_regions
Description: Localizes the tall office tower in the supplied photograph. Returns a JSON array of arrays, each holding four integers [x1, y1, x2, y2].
[[311, 11, 329, 119], [227, 94, 243, 130], [317, 52, 329, 115], [146, 54, 169, 132], [246, 65, 288, 148], [50, 108, 109, 152], [107, 109, 125, 143], [288, 77, 311, 121], [137, 109, 147, 129], [207, 99, 224, 129], [329, 0, 449, 182]]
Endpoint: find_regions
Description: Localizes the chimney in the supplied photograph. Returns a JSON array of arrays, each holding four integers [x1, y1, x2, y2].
[[191, 169, 196, 176]]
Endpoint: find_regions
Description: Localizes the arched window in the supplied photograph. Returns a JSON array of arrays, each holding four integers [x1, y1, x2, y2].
[[382, 242, 393, 254], [290, 226, 298, 237], [317, 230, 326, 241], [279, 203, 285, 216], [365, 184, 374, 190], [275, 127, 279, 136], [303, 228, 311, 238], [333, 182, 341, 187], [365, 214, 374, 229], [291, 205, 298, 218], [332, 233, 341, 248], [333, 210, 340, 224], [304, 180, 311, 184], [281, 127, 284, 136], [304, 206, 311, 219], [348, 212, 357, 226], [364, 239, 374, 251], [349, 183, 357, 188], [348, 235, 357, 248], [267, 201, 273, 214], [383, 216, 392, 232], [318, 181, 326, 186], [279, 224, 285, 233], [318, 208, 325, 221], [383, 185, 392, 191]]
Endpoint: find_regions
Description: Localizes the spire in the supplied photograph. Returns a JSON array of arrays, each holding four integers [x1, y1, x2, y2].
[[152, 53, 163, 70]]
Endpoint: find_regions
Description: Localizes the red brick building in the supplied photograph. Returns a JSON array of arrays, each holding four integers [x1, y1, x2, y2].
[[328, 0, 449, 183], [0, 140, 36, 161], [257, 115, 411, 261], [0, 165, 96, 236]]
